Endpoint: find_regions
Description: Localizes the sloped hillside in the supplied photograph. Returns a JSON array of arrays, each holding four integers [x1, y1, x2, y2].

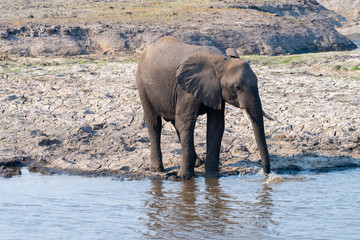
[[0, 0, 357, 57]]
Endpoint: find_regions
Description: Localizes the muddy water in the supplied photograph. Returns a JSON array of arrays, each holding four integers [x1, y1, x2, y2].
[[1, 168, 359, 240]]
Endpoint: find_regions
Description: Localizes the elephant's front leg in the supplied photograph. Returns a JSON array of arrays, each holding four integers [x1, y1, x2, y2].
[[171, 121, 204, 168], [205, 107, 225, 178]]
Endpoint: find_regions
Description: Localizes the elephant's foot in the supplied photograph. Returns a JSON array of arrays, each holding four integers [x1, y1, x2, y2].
[[150, 162, 164, 172], [194, 156, 204, 168], [177, 168, 195, 179]]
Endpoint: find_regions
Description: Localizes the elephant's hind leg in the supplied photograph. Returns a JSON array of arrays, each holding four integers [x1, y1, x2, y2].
[[140, 99, 164, 172], [174, 116, 197, 178]]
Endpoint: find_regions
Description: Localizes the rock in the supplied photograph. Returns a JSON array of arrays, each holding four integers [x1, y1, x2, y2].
[[30, 36, 84, 56], [0, 166, 21, 178], [352, 136, 360, 143], [92, 29, 128, 54], [30, 130, 38, 136], [0, 31, 9, 39], [79, 126, 94, 134], [7, 95, 19, 101], [92, 122, 106, 130], [84, 110, 95, 114], [38, 138, 61, 147]]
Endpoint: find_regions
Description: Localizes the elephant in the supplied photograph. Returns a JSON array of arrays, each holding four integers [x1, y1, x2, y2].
[[136, 36, 271, 178]]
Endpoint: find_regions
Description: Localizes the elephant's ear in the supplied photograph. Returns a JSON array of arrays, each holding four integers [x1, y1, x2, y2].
[[176, 54, 222, 110], [226, 48, 240, 58]]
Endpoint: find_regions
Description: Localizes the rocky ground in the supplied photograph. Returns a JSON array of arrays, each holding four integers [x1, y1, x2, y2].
[[0, 0, 359, 178], [318, 0, 360, 20], [1, 51, 359, 178]]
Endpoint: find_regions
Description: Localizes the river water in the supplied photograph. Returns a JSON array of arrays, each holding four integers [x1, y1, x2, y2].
[[354, 41, 360, 51], [1, 168, 359, 240]]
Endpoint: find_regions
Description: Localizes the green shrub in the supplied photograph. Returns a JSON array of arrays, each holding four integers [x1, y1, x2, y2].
[[351, 65, 360, 71]]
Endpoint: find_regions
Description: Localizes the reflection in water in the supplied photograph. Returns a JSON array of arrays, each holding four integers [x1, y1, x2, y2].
[[203, 178, 234, 235], [254, 185, 274, 231], [1, 169, 360, 239], [144, 178, 276, 239]]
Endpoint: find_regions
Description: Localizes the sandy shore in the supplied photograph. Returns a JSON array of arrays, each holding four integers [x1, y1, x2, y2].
[[1, 51, 359, 178]]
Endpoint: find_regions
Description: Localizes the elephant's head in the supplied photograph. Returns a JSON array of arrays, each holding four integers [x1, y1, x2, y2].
[[176, 51, 271, 174]]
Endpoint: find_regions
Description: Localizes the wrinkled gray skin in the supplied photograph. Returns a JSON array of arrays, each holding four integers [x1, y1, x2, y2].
[[136, 36, 270, 178]]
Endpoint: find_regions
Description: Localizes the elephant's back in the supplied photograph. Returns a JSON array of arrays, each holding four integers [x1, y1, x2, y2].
[[139, 37, 193, 78], [138, 36, 225, 84], [136, 36, 225, 119]]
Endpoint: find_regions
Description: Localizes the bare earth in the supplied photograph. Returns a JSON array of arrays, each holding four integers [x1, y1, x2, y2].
[[1, 51, 359, 178]]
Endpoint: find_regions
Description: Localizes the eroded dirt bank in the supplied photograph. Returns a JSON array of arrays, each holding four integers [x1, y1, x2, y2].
[[0, 0, 357, 58], [1, 52, 359, 178]]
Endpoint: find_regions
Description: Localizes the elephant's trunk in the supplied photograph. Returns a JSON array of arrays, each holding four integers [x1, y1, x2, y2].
[[241, 96, 271, 174], [250, 114, 270, 174]]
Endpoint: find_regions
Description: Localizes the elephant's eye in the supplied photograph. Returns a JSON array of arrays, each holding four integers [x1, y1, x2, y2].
[[234, 85, 242, 91]]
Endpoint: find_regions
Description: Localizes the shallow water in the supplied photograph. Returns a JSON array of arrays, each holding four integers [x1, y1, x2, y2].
[[1, 168, 359, 240], [354, 41, 360, 51]]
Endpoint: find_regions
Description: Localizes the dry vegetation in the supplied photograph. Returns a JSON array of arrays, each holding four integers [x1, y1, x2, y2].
[[0, 0, 241, 25], [242, 51, 360, 80]]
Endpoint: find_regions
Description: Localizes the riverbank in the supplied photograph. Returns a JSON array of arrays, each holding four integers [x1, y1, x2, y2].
[[1, 51, 359, 178], [1, 0, 359, 178]]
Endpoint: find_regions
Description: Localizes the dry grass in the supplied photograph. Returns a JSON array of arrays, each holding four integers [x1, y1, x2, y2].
[[0, 0, 246, 25], [242, 51, 360, 80]]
